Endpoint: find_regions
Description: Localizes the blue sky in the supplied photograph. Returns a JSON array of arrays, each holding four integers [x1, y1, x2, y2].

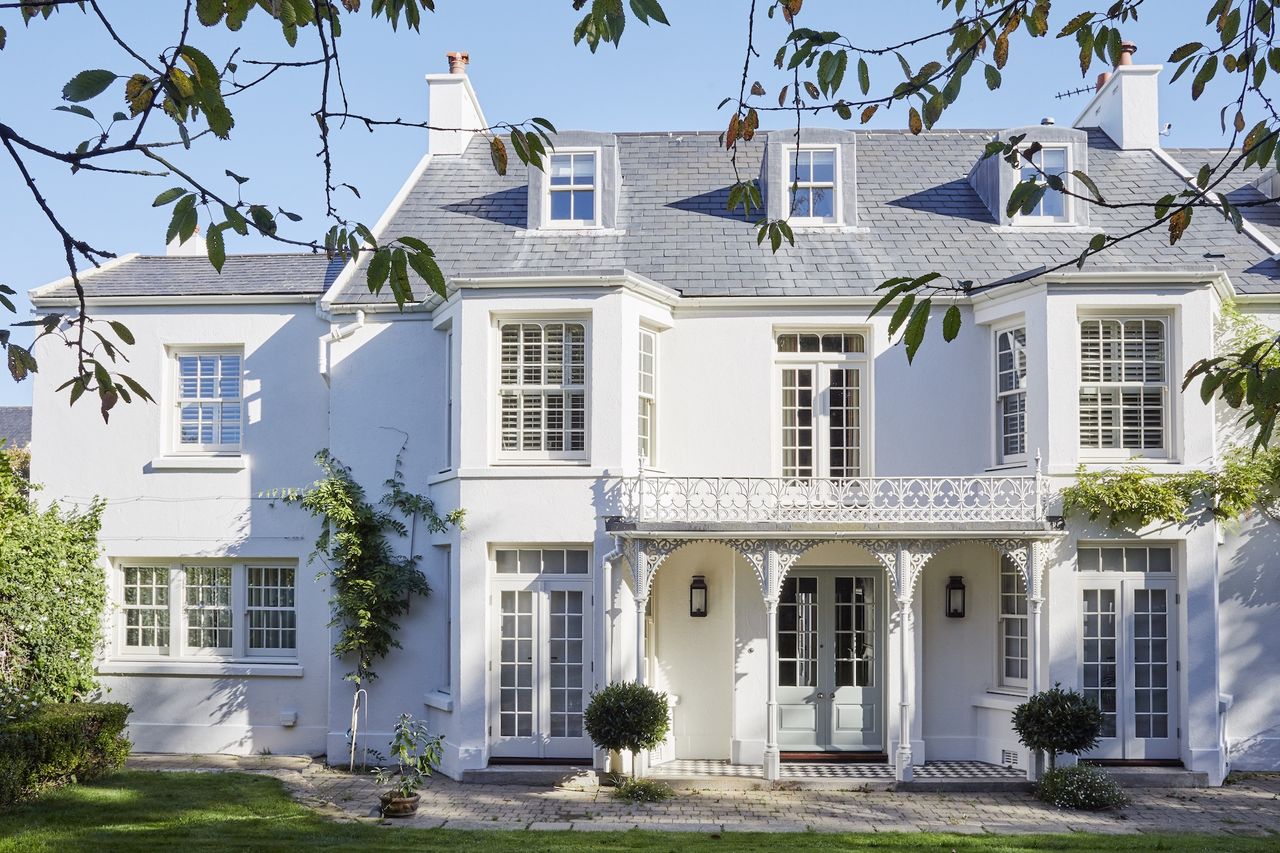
[[0, 1, 1247, 406]]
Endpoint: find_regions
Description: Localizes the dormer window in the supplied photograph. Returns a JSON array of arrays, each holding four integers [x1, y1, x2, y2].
[[548, 151, 598, 226], [1017, 147, 1069, 223], [789, 149, 838, 224]]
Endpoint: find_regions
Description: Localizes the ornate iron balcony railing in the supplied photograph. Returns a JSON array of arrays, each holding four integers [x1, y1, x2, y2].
[[617, 473, 1046, 526]]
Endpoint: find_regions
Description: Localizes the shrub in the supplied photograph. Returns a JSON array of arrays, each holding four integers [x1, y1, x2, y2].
[[613, 777, 675, 803], [1036, 765, 1128, 811], [1012, 684, 1103, 771], [0, 451, 106, 705], [583, 681, 670, 778], [371, 713, 442, 800], [0, 703, 131, 807]]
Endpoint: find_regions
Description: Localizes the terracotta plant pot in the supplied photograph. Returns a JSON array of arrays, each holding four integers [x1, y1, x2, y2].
[[379, 791, 421, 817]]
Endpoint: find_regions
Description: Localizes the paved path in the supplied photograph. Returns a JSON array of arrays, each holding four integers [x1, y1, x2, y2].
[[127, 755, 1280, 836]]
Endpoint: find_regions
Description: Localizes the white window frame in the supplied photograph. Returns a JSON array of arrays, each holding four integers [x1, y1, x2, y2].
[[638, 327, 657, 467], [773, 329, 871, 479], [787, 147, 841, 226], [1014, 146, 1071, 225], [495, 318, 590, 462], [544, 149, 601, 229], [997, 557, 1029, 692], [168, 347, 244, 455], [112, 560, 298, 663], [995, 325, 1028, 465], [1078, 315, 1172, 461]]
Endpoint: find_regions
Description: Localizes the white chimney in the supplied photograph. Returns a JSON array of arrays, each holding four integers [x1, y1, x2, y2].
[[166, 227, 207, 257], [1072, 42, 1162, 150], [426, 51, 487, 156]]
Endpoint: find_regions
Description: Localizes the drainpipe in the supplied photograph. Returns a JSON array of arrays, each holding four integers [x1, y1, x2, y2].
[[318, 310, 365, 383]]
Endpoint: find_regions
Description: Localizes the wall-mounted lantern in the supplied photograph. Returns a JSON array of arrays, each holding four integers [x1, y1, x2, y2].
[[689, 575, 708, 618], [945, 576, 966, 619]]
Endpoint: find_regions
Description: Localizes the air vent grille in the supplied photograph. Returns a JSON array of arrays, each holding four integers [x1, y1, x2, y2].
[[1001, 749, 1020, 768]]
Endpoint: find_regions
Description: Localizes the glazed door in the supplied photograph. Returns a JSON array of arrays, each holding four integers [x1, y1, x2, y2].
[[776, 571, 883, 752], [490, 579, 593, 759], [1080, 576, 1179, 760]]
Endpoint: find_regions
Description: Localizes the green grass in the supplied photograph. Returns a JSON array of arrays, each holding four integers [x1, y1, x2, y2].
[[0, 771, 1272, 852]]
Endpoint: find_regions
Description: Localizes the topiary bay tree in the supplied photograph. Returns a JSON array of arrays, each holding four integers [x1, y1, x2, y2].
[[1012, 684, 1104, 771], [583, 681, 670, 779]]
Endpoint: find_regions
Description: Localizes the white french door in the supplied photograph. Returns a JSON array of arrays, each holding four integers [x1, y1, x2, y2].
[[779, 364, 864, 479], [1079, 574, 1179, 760], [776, 571, 884, 752], [490, 578, 593, 759]]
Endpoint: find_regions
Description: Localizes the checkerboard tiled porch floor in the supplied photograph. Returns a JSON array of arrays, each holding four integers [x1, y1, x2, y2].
[[648, 759, 1024, 780]]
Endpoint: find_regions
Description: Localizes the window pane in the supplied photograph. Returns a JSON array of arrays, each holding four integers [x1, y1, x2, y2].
[[572, 153, 595, 185], [572, 189, 594, 222], [811, 149, 835, 183], [550, 190, 572, 220], [810, 187, 833, 218], [550, 154, 573, 185]]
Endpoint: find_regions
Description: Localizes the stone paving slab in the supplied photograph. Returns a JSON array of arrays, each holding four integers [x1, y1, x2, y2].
[[125, 755, 1280, 836]]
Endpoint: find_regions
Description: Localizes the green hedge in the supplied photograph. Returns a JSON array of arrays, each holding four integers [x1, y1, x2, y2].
[[0, 703, 131, 807]]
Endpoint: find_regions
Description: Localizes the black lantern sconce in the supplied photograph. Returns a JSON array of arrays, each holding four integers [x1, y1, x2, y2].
[[945, 576, 966, 619], [689, 575, 708, 618]]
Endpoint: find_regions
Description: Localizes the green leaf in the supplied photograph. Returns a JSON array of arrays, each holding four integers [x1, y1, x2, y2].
[[367, 248, 391, 293], [857, 57, 870, 95], [107, 320, 135, 346], [984, 65, 1001, 90], [407, 250, 447, 298], [389, 248, 411, 306], [206, 224, 226, 273], [54, 105, 95, 120], [888, 292, 916, 337], [397, 236, 431, 254], [903, 298, 932, 363], [152, 186, 187, 207], [196, 0, 225, 26], [222, 204, 249, 235], [62, 69, 117, 102], [1168, 42, 1203, 62], [1071, 170, 1103, 202], [942, 304, 962, 342], [1192, 55, 1218, 100], [0, 25, 6, 51]]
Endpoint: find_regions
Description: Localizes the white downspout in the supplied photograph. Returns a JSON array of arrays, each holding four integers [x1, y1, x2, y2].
[[318, 309, 365, 383]]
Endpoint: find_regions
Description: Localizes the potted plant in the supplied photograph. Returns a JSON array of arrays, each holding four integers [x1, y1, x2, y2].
[[372, 713, 442, 817], [583, 681, 673, 801], [1011, 683, 1104, 772]]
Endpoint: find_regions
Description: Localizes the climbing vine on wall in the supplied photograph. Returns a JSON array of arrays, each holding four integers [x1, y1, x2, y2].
[[280, 449, 464, 685], [1061, 448, 1280, 530]]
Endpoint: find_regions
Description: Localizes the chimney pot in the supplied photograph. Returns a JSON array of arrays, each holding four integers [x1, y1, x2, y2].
[[1118, 41, 1137, 66], [1096, 70, 1112, 91], [1041, 116, 1055, 125], [446, 51, 469, 75]]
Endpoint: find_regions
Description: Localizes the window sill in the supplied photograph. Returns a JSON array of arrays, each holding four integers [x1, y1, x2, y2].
[[973, 690, 1026, 712], [986, 461, 1029, 473], [530, 226, 624, 236], [148, 455, 247, 472], [457, 466, 607, 479], [423, 690, 454, 712], [99, 660, 302, 678]]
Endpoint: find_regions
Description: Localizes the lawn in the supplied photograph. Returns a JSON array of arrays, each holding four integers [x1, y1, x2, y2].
[[0, 771, 1272, 853]]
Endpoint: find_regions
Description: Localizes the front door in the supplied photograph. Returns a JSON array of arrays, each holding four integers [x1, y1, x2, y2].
[[490, 575, 593, 760], [1079, 547, 1179, 761], [776, 570, 884, 751]]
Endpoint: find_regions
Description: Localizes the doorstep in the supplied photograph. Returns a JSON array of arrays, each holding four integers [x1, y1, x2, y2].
[[460, 765, 600, 789], [1095, 765, 1210, 788]]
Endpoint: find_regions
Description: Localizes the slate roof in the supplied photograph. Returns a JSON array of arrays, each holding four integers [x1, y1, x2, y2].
[[0, 406, 31, 448], [35, 253, 342, 300], [1164, 147, 1280, 248], [330, 128, 1280, 304]]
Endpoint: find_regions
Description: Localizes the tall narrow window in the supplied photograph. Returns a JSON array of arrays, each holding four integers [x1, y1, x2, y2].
[[788, 149, 837, 223], [998, 558, 1028, 690], [777, 332, 866, 479], [637, 328, 656, 465], [1017, 147, 1069, 222], [548, 152, 596, 225], [247, 566, 297, 651], [175, 351, 242, 452], [184, 565, 233, 651], [498, 321, 587, 458], [996, 327, 1027, 463], [122, 566, 170, 652], [1079, 318, 1167, 456]]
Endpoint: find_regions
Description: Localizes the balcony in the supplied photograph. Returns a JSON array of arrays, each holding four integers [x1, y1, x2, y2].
[[614, 473, 1047, 529]]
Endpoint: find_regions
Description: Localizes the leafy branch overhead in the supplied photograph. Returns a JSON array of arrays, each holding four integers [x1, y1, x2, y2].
[[4, 0, 1280, 450]]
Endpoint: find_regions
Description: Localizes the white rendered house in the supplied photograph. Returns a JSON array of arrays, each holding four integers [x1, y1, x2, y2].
[[28, 57, 1280, 786]]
